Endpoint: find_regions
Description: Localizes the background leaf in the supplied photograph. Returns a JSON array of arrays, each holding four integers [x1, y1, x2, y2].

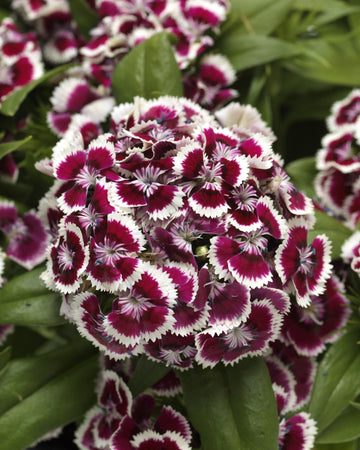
[[0, 136, 32, 159], [128, 356, 170, 396], [178, 358, 278, 450], [69, 0, 98, 39], [309, 328, 360, 433], [0, 268, 65, 327], [285, 156, 317, 198], [284, 38, 360, 86], [0, 347, 11, 373], [111, 32, 183, 103], [219, 34, 300, 71], [308, 209, 352, 259], [0, 339, 94, 416], [317, 405, 360, 444], [0, 354, 97, 450]]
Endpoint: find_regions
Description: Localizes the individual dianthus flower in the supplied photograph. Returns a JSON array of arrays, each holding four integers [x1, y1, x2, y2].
[[40, 96, 331, 369], [278, 412, 317, 450], [0, 18, 44, 103], [0, 200, 48, 270]]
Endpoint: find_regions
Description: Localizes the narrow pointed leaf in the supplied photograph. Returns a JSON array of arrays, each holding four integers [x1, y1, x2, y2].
[[128, 356, 170, 397], [178, 358, 278, 450], [317, 405, 360, 444], [111, 32, 183, 103], [0, 63, 76, 116], [0, 268, 65, 327], [0, 355, 97, 450], [284, 39, 360, 86], [0, 347, 11, 373], [219, 34, 300, 72], [69, 0, 98, 39], [0, 136, 32, 159], [309, 328, 360, 433], [0, 339, 95, 416]]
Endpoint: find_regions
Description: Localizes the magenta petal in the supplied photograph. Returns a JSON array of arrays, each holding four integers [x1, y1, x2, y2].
[[154, 406, 192, 444], [55, 151, 86, 180], [111, 181, 147, 207], [189, 182, 228, 218], [228, 250, 272, 289], [0, 201, 18, 231], [7, 212, 48, 270], [208, 282, 251, 328], [60, 183, 88, 213]]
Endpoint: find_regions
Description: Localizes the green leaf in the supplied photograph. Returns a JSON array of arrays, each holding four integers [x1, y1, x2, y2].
[[0, 355, 97, 450], [0, 63, 76, 117], [69, 0, 98, 39], [219, 34, 300, 72], [308, 209, 352, 259], [0, 347, 11, 373], [0, 8, 9, 21], [316, 442, 359, 450], [128, 356, 170, 396], [111, 32, 183, 103], [0, 268, 65, 327], [0, 136, 32, 159], [309, 328, 360, 433], [285, 156, 317, 198], [225, 0, 292, 36], [317, 405, 360, 444], [0, 339, 94, 416], [284, 38, 360, 86], [178, 358, 278, 450]]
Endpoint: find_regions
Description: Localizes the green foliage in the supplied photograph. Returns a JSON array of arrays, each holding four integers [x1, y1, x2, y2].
[[69, 0, 98, 39], [111, 32, 183, 103], [308, 210, 352, 259], [285, 156, 317, 198], [309, 327, 360, 434], [178, 358, 278, 450], [317, 405, 360, 444], [219, 34, 300, 72], [0, 64, 76, 117], [0, 346, 97, 450], [0, 268, 65, 327], [128, 356, 170, 397], [0, 136, 32, 159], [0, 348, 11, 373]]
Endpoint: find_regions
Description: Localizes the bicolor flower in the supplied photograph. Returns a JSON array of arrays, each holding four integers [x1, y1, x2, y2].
[[279, 412, 317, 450], [43, 222, 89, 294], [52, 133, 116, 213], [87, 212, 146, 292], [281, 276, 350, 356], [0, 201, 48, 270], [275, 219, 332, 306], [0, 18, 43, 102], [195, 299, 283, 367]]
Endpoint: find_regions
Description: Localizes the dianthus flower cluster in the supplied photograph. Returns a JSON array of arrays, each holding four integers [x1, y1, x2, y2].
[[315, 89, 360, 277], [75, 367, 193, 450], [38, 96, 335, 374], [0, 17, 43, 103], [31, 0, 237, 141]]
